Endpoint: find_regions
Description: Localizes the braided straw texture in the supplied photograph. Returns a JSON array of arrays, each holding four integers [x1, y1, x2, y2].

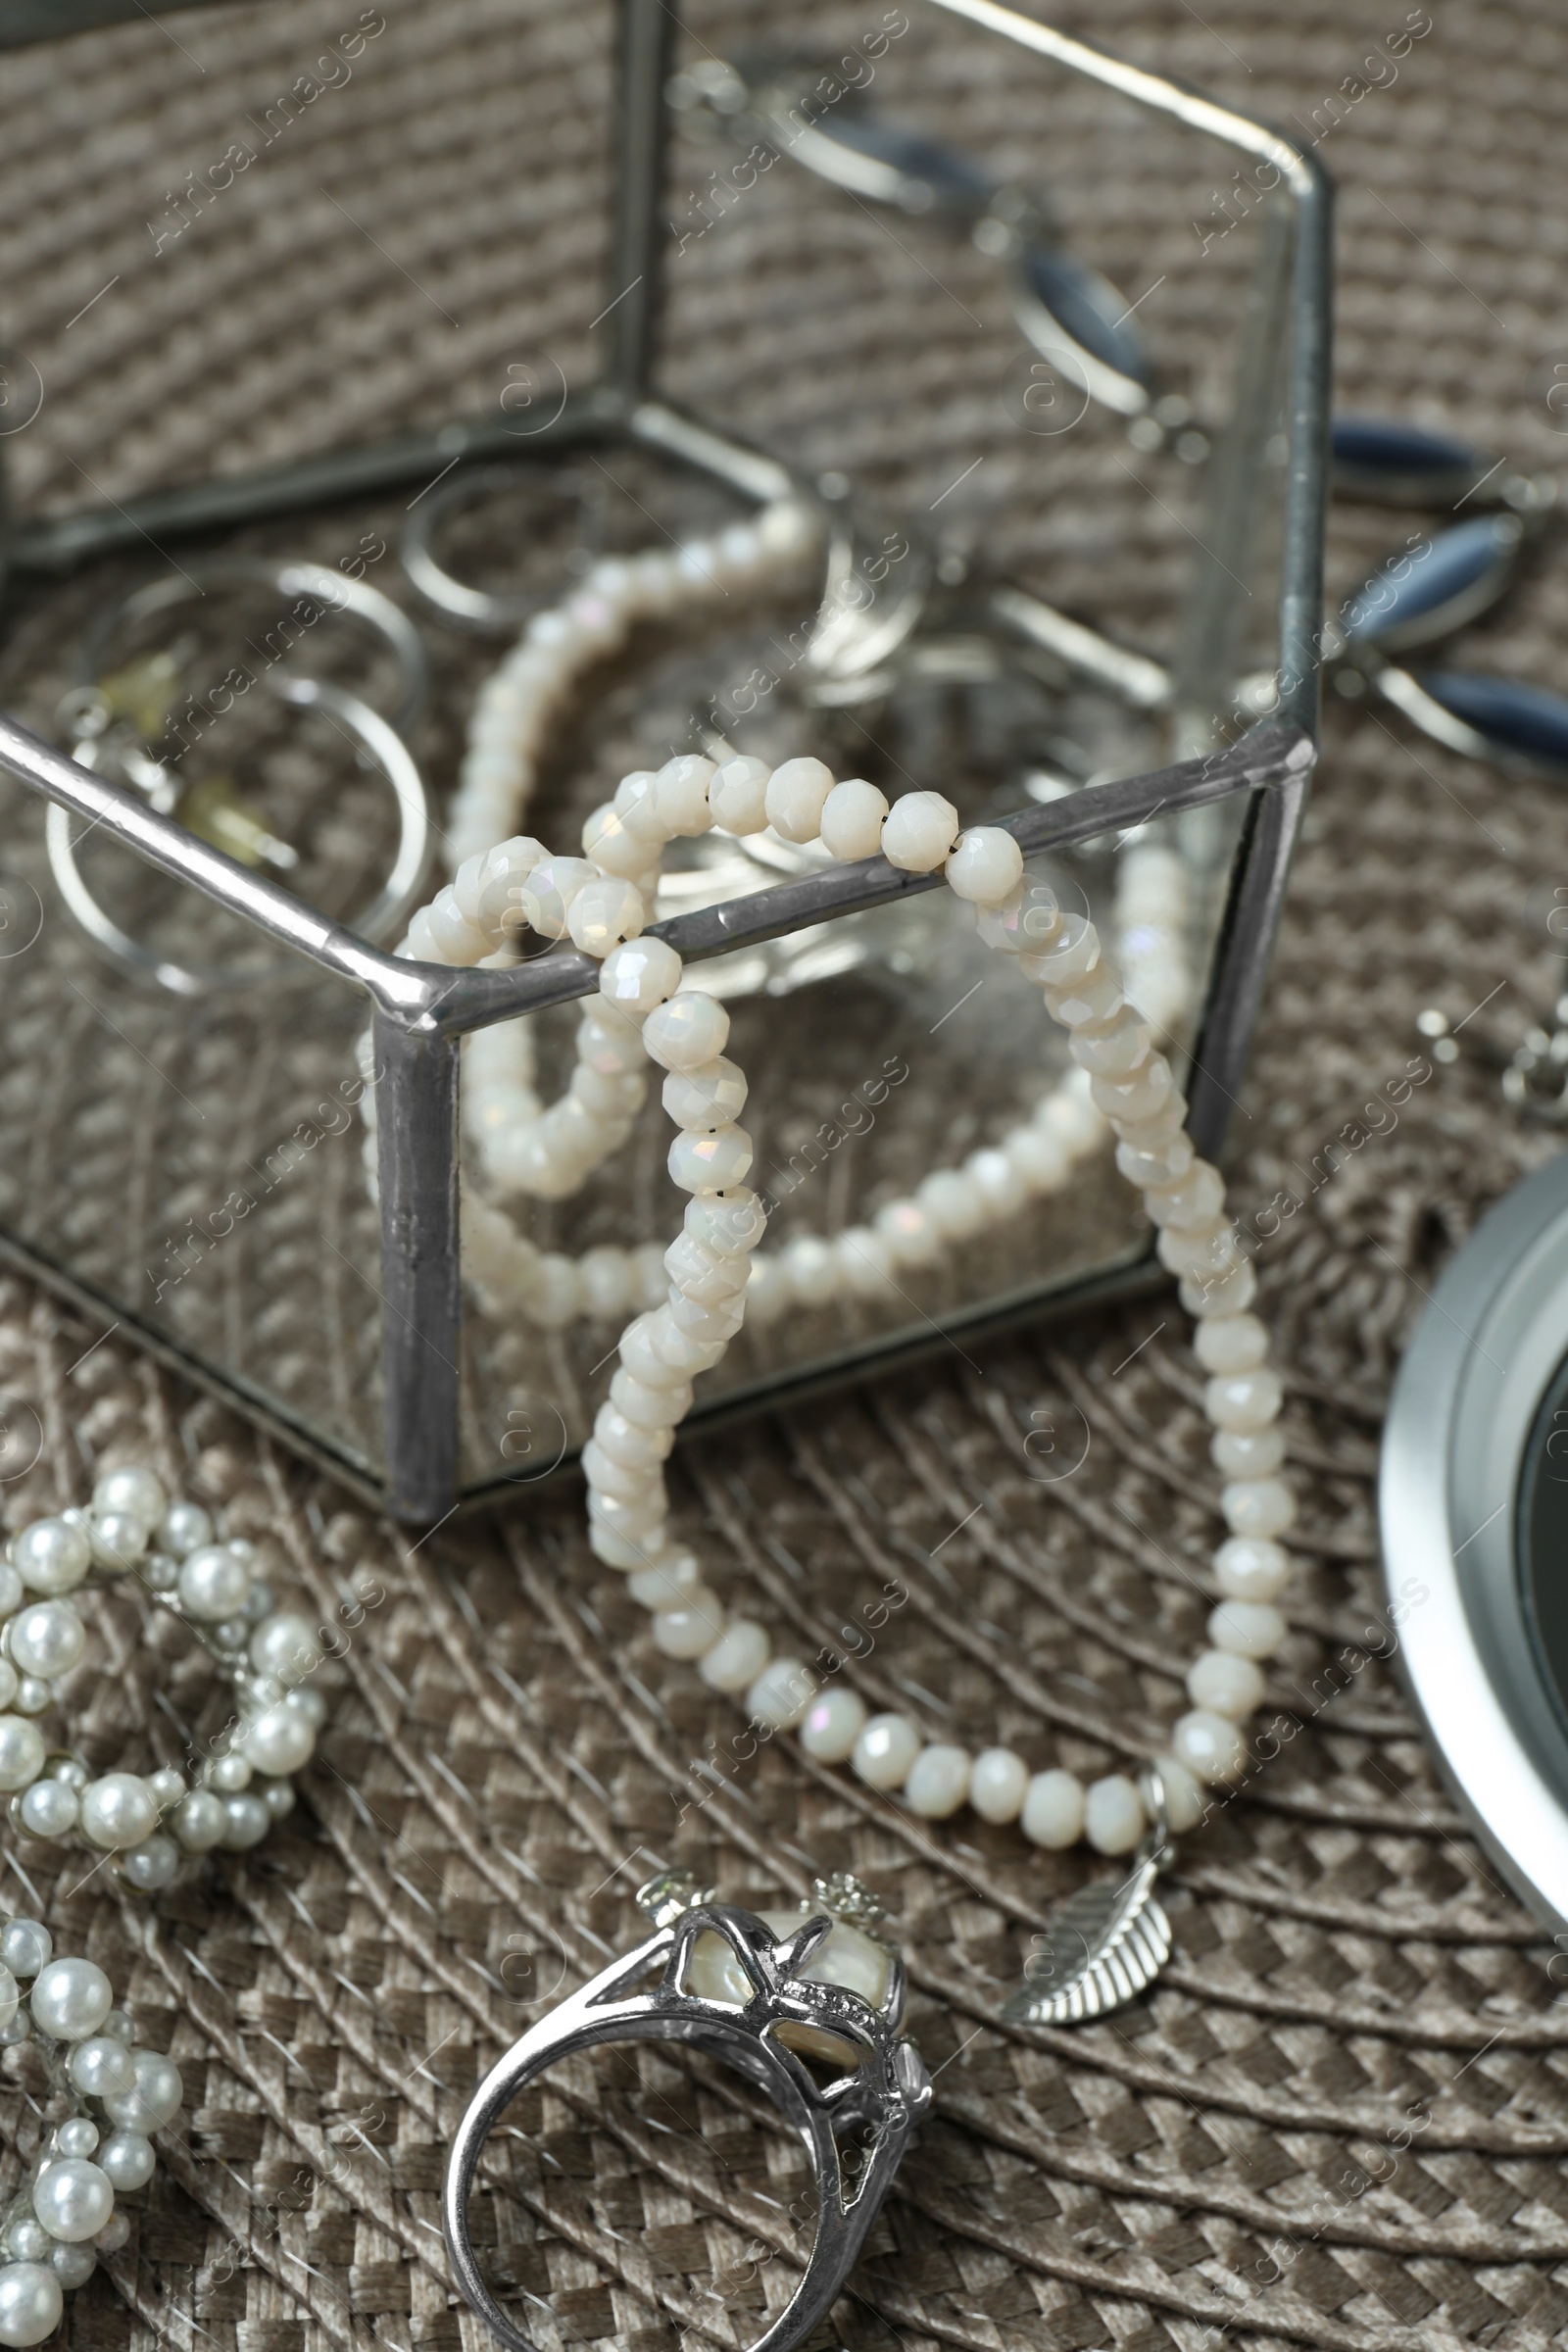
[[4, 1, 1568, 2349]]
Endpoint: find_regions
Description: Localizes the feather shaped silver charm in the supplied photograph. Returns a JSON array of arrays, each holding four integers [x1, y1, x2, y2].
[[1004, 1821, 1172, 2028]]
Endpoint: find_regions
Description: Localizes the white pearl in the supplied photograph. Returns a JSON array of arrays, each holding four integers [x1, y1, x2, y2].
[[92, 2216, 128, 2257], [709, 755, 771, 834], [946, 825, 1023, 905], [1021, 1768, 1085, 1848], [566, 875, 644, 957], [798, 1687, 866, 1762], [0, 1566, 19, 1620], [1194, 1313, 1269, 1374], [30, 1958, 112, 2042], [653, 1601, 724, 1661], [968, 1746, 1029, 1824], [8, 1602, 84, 1681], [249, 1612, 322, 1685], [0, 1968, 16, 2034], [12, 1521, 90, 1597], [68, 2036, 136, 2100], [904, 1743, 970, 1819], [171, 1791, 227, 1853], [260, 1779, 296, 1821], [819, 778, 888, 861], [0, 2262, 63, 2345], [1084, 1774, 1147, 1855], [1204, 1369, 1283, 1432], [600, 937, 682, 1015], [1222, 1478, 1296, 1539], [881, 790, 959, 872], [1187, 1648, 1265, 1718], [1211, 1426, 1286, 1480], [642, 993, 730, 1073], [32, 2158, 112, 2244], [851, 1713, 921, 1790], [18, 1781, 77, 1839], [220, 1793, 271, 1849], [0, 1720, 44, 1793], [78, 1775, 159, 1852], [96, 2132, 154, 2192], [238, 1703, 316, 1777], [653, 756, 716, 837], [662, 1057, 748, 1130], [155, 1502, 213, 1558], [12, 1680, 47, 1718], [763, 756, 834, 843], [873, 1199, 942, 1267], [747, 1657, 815, 1730], [0, 1664, 17, 1712], [102, 2049, 183, 2131], [667, 1125, 753, 1194], [206, 1752, 252, 1793], [1213, 1536, 1290, 1602], [47, 2243, 92, 2292], [118, 1835, 179, 1891], [0, 1922, 49, 1980], [91, 1467, 166, 1525], [53, 2121, 97, 2161], [698, 1618, 770, 1694], [1152, 1755, 1205, 1833], [1173, 1708, 1248, 1785], [1208, 1599, 1287, 1659], [176, 1544, 251, 1623]]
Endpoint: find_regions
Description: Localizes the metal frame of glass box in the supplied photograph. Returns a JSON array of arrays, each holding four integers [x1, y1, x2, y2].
[[0, 0, 1332, 1521]]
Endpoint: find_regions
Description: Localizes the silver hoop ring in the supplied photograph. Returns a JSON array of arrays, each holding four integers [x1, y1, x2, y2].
[[46, 676, 429, 997], [401, 464, 594, 633], [444, 1884, 931, 2352]]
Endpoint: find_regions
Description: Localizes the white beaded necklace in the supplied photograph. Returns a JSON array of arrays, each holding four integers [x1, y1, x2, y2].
[[386, 496, 1198, 1337], [387, 734, 1295, 1862]]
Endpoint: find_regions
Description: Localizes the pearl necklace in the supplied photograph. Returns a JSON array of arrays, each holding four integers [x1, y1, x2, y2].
[[382, 499, 1198, 1335], [392, 759, 1293, 1859]]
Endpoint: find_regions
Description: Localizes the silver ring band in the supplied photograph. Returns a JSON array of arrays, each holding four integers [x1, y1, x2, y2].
[[443, 1899, 931, 2352]]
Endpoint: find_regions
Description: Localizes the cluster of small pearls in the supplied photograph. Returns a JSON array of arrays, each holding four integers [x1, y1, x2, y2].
[[0, 1925, 181, 2344], [0, 1471, 327, 1885], [499, 750, 1289, 1855]]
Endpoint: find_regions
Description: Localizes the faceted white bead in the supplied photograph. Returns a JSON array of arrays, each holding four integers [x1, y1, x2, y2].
[[8, 1602, 84, 1681], [581, 801, 653, 878], [873, 1199, 942, 1267], [1208, 1599, 1288, 1659], [699, 1619, 770, 1693], [782, 1236, 839, 1305], [653, 756, 716, 837], [1020, 1768, 1085, 1849], [566, 875, 644, 957], [852, 1713, 921, 1790], [593, 1406, 672, 1470], [1172, 1708, 1248, 1785], [667, 1125, 754, 1194], [577, 1008, 648, 1077], [92, 1467, 167, 1525], [426, 891, 491, 963], [666, 1286, 742, 1343], [12, 1521, 91, 1598], [904, 1743, 971, 1819], [627, 1562, 705, 1613], [969, 1747, 1029, 1824], [1115, 1125, 1194, 1189], [1004, 1125, 1069, 1192], [1094, 1055, 1177, 1125], [747, 1656, 816, 1730], [102, 2050, 182, 2131], [946, 826, 1023, 906], [177, 1545, 251, 1623], [836, 1227, 897, 1297], [1214, 1536, 1290, 1602], [613, 770, 667, 843], [1211, 1426, 1287, 1480], [709, 755, 771, 834], [642, 993, 730, 1072], [662, 1057, 748, 1130], [647, 1306, 725, 1376], [964, 1148, 1028, 1218], [653, 1601, 725, 1660], [1084, 1774, 1146, 1856], [1018, 914, 1099, 990], [519, 854, 596, 940], [1196, 1316, 1269, 1376], [1204, 1369, 1283, 1432], [0, 2264, 63, 2345], [577, 1245, 635, 1320], [79, 1776, 159, 1852], [1146, 1162, 1228, 1233], [1186, 1648, 1265, 1719], [819, 778, 889, 861], [1152, 1754, 1205, 1833], [881, 791, 959, 872], [30, 1958, 113, 2041], [1222, 1478, 1296, 1539], [764, 757, 835, 843], [590, 1491, 664, 1545], [662, 1232, 748, 1308], [1070, 1005, 1152, 1078], [916, 1170, 987, 1241], [0, 1719, 45, 1793], [1047, 961, 1123, 1031], [799, 1687, 867, 1761], [1179, 1258, 1258, 1318], [601, 937, 682, 1015], [977, 877, 1060, 955]]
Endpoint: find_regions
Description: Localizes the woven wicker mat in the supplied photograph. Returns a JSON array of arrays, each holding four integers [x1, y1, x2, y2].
[[5, 2, 1568, 2349]]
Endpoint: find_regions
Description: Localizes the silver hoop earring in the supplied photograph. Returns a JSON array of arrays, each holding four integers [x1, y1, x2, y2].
[[401, 464, 598, 633]]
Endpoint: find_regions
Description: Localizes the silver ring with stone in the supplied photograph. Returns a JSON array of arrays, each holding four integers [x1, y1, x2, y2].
[[443, 1871, 931, 2352]]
